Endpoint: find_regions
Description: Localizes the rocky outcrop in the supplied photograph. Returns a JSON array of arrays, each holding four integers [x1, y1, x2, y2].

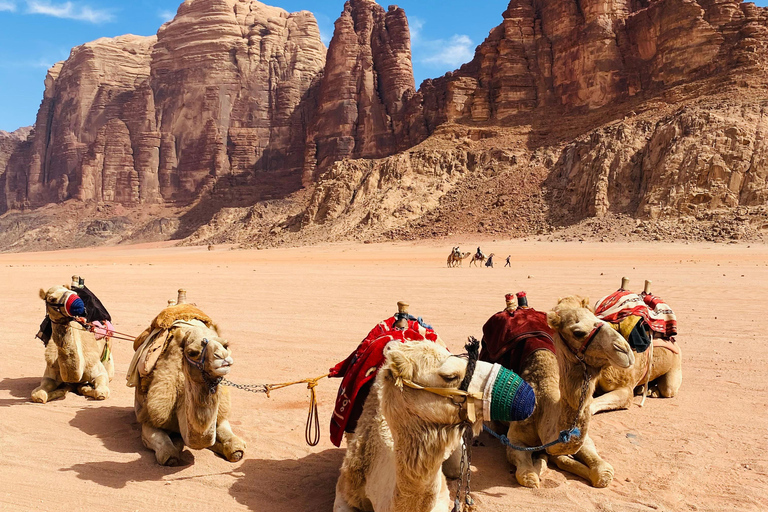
[[420, 0, 768, 122], [2, 0, 327, 212], [546, 97, 768, 222], [0, 127, 32, 211], [305, 0, 417, 182]]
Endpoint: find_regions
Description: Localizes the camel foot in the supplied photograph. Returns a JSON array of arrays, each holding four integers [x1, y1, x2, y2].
[[93, 388, 110, 400], [516, 471, 541, 488], [590, 463, 614, 488], [31, 389, 48, 403], [221, 436, 247, 462], [157, 447, 183, 466], [80, 384, 109, 400]]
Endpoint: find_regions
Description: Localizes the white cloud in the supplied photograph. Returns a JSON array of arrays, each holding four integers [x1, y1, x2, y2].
[[409, 16, 424, 45], [158, 9, 174, 22], [314, 12, 333, 47], [0, 1, 16, 11], [26, 1, 113, 23], [420, 34, 474, 68]]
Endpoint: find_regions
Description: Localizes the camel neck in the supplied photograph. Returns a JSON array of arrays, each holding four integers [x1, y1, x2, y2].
[[179, 371, 220, 450], [390, 418, 460, 512], [554, 335, 598, 447], [50, 319, 85, 383]]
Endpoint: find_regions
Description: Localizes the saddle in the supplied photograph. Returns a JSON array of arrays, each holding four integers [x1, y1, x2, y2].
[[127, 304, 218, 388], [480, 307, 556, 374]]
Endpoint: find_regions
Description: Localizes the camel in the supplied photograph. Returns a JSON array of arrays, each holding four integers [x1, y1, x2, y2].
[[591, 342, 682, 414], [32, 286, 114, 403], [447, 251, 471, 267], [129, 301, 246, 465], [334, 339, 534, 512], [500, 296, 634, 488], [470, 252, 492, 267]]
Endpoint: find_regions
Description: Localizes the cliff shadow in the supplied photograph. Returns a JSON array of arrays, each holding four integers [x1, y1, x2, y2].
[[172, 167, 305, 240], [61, 405, 191, 488]]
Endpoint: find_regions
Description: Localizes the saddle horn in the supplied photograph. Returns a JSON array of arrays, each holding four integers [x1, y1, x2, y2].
[[620, 277, 630, 291], [644, 280, 652, 294], [394, 301, 409, 329]]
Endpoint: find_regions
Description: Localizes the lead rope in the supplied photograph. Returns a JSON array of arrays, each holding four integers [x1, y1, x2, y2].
[[221, 373, 329, 447], [639, 342, 653, 407], [453, 338, 480, 512]]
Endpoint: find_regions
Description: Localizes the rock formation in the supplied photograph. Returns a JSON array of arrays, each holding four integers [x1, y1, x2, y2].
[[304, 0, 417, 182], [3, 0, 327, 212], [3, 0, 768, 248]]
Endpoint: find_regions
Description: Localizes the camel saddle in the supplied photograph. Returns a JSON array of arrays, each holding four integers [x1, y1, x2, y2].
[[480, 307, 555, 375], [329, 316, 440, 447], [127, 304, 217, 388]]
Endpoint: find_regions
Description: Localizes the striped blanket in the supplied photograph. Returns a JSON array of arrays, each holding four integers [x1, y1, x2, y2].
[[329, 316, 440, 447], [595, 290, 677, 339]]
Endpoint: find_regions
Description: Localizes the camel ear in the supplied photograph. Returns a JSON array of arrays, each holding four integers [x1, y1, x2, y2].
[[547, 309, 561, 330], [386, 349, 414, 387], [580, 296, 591, 309], [39, 288, 46, 300]]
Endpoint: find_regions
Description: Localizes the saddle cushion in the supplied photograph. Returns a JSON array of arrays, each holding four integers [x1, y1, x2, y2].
[[479, 307, 556, 374], [328, 316, 440, 447]]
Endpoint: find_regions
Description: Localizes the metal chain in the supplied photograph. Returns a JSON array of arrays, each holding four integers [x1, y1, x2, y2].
[[463, 426, 474, 510], [221, 378, 269, 394]]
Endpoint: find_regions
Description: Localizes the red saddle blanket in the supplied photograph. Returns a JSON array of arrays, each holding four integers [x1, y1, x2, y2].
[[479, 307, 555, 374], [328, 317, 439, 447], [595, 290, 677, 339]]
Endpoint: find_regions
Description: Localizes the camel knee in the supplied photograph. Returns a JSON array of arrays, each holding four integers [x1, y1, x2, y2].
[[589, 461, 614, 488], [31, 387, 49, 403]]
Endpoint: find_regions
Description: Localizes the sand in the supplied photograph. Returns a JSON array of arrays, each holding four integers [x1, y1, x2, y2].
[[1, 240, 767, 512]]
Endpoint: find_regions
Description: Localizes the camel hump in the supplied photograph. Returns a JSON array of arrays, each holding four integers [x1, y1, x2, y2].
[[151, 304, 216, 332]]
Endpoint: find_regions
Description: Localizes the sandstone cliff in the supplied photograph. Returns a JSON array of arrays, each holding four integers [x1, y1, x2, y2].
[[305, 0, 417, 182], [3, 0, 768, 251], [3, 0, 327, 212]]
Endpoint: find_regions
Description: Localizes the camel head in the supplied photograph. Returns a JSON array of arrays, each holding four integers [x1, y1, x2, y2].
[[547, 296, 634, 370], [380, 340, 534, 435], [175, 324, 233, 385], [40, 285, 85, 323]]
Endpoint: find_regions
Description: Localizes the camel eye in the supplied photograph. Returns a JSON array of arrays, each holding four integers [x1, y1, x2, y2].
[[439, 372, 460, 383], [572, 330, 587, 339], [187, 349, 201, 359]]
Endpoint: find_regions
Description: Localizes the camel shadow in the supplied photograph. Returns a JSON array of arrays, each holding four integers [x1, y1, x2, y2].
[[0, 376, 39, 406], [468, 432, 601, 495], [61, 405, 191, 488], [229, 449, 345, 512]]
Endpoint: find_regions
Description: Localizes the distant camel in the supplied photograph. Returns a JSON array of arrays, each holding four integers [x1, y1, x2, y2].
[[470, 252, 494, 267], [447, 251, 471, 267]]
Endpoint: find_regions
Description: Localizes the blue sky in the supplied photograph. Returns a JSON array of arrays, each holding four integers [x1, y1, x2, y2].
[[0, 0, 766, 132]]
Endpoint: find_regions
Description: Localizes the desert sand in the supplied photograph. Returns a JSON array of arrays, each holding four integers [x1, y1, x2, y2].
[[1, 240, 767, 512]]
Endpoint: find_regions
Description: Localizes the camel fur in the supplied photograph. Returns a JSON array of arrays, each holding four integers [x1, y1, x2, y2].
[[132, 307, 245, 466], [446, 251, 471, 268], [591, 340, 682, 414], [501, 296, 634, 488], [334, 340, 497, 512], [32, 286, 114, 403]]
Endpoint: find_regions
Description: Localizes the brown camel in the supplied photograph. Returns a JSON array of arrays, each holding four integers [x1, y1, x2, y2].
[[591, 342, 682, 414], [129, 301, 246, 465], [447, 251, 471, 267], [501, 296, 634, 488], [469, 252, 488, 267], [32, 286, 114, 403]]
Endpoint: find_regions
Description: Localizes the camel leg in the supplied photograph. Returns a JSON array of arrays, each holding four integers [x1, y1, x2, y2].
[[79, 367, 110, 400], [141, 422, 183, 466], [209, 419, 246, 462], [508, 447, 547, 488], [589, 386, 634, 415], [655, 363, 682, 398], [561, 435, 614, 488], [31, 376, 68, 403], [333, 474, 360, 512]]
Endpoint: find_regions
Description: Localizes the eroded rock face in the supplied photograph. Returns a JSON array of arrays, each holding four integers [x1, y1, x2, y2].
[[305, 0, 417, 182], [3, 0, 327, 211], [546, 100, 768, 222], [420, 0, 768, 121]]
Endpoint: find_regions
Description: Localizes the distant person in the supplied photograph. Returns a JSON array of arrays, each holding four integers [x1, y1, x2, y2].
[[485, 254, 494, 268], [476, 246, 484, 259], [505, 255, 511, 267]]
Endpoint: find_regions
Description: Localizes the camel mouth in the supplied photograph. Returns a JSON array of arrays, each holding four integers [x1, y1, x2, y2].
[[611, 342, 635, 368], [211, 358, 233, 376]]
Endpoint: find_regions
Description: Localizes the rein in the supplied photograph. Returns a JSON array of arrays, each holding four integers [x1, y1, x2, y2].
[[183, 338, 223, 394]]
